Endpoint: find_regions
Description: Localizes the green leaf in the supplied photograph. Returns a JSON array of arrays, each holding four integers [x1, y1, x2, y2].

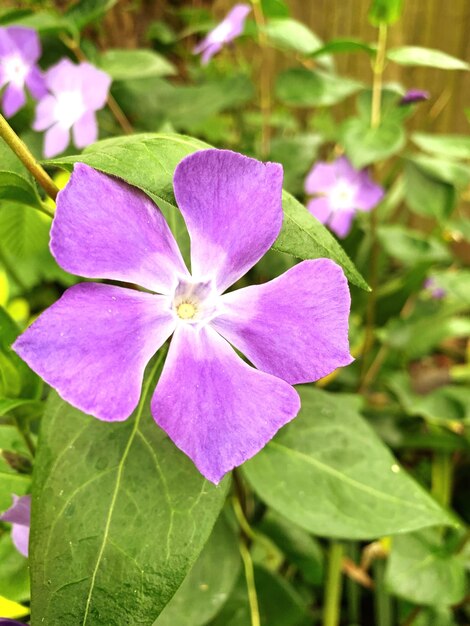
[[0, 397, 43, 417], [412, 133, 470, 161], [100, 49, 176, 81], [13, 10, 77, 37], [387, 46, 470, 70], [0, 172, 42, 209], [274, 192, 370, 291], [154, 514, 240, 626], [386, 529, 466, 606], [268, 134, 322, 195], [276, 68, 362, 107], [0, 533, 30, 602], [368, 0, 404, 25], [47, 133, 368, 290], [264, 18, 323, 55], [310, 38, 375, 57], [341, 116, 405, 168], [261, 0, 290, 18], [66, 0, 118, 29], [403, 161, 455, 221], [407, 155, 470, 188], [377, 225, 451, 266], [31, 386, 229, 624], [243, 388, 455, 539], [0, 425, 30, 511], [0, 203, 50, 258]]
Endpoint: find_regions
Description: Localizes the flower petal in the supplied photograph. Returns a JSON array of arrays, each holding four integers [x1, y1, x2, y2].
[[304, 161, 337, 194], [50, 164, 188, 293], [0, 495, 30, 526], [33, 94, 56, 131], [354, 172, 384, 211], [173, 149, 283, 292], [45, 58, 78, 93], [151, 325, 300, 483], [13, 283, 176, 422], [72, 110, 97, 148], [44, 123, 70, 158], [212, 259, 353, 385], [5, 27, 41, 63], [11, 523, 29, 557], [78, 62, 111, 110], [307, 196, 332, 223], [329, 209, 355, 238], [2, 83, 25, 117], [25, 65, 47, 99]]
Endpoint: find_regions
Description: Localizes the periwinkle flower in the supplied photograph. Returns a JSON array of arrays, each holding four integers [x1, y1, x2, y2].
[[193, 4, 251, 65], [13, 149, 352, 483], [33, 58, 111, 158], [0, 494, 31, 557], [424, 277, 446, 300], [0, 26, 46, 117], [400, 89, 430, 105], [0, 621, 28, 625], [305, 156, 384, 238]]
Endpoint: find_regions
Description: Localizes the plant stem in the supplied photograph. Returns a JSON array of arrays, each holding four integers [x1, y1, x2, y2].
[[250, 0, 271, 157], [61, 35, 133, 135], [0, 114, 59, 200], [374, 559, 393, 626], [323, 541, 344, 626], [239, 539, 261, 626], [371, 23, 388, 129], [346, 542, 361, 624], [431, 450, 453, 508], [14, 417, 36, 457]]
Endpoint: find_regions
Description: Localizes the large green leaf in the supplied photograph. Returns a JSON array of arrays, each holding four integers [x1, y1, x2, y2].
[[30, 384, 229, 625], [47, 133, 368, 290], [0, 172, 42, 209], [0, 533, 30, 602], [264, 18, 323, 55], [386, 529, 466, 606], [100, 49, 176, 81], [403, 161, 455, 221], [243, 388, 455, 539], [65, 0, 117, 29], [387, 46, 470, 70], [276, 68, 362, 107], [154, 514, 240, 626], [412, 133, 470, 161], [341, 116, 405, 167]]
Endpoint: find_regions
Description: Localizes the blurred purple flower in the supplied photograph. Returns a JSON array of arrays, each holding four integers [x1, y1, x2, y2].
[[194, 4, 251, 64], [305, 156, 384, 238], [0, 494, 31, 557], [0, 26, 46, 117], [400, 89, 430, 105], [33, 58, 111, 158], [13, 149, 353, 484], [0, 620, 28, 625], [424, 277, 446, 300]]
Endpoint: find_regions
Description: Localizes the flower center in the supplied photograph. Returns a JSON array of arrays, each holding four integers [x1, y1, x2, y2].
[[2, 54, 28, 86], [54, 90, 86, 129], [209, 20, 232, 43], [177, 302, 196, 320], [172, 278, 219, 326], [329, 179, 357, 211]]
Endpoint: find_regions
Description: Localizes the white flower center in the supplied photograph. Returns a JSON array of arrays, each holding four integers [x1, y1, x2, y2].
[[2, 54, 28, 87], [172, 278, 219, 326], [54, 90, 86, 129], [329, 179, 357, 211], [209, 20, 232, 44]]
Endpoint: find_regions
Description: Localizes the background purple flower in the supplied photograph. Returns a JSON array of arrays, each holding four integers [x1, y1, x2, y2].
[[33, 58, 111, 158], [0, 494, 31, 557], [0, 26, 46, 117], [305, 156, 384, 238], [0, 620, 28, 625], [424, 277, 446, 299], [193, 4, 251, 64], [13, 150, 352, 484], [400, 89, 430, 105]]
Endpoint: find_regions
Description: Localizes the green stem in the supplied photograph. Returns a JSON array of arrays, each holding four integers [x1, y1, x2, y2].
[[374, 559, 393, 626], [239, 535, 260, 626], [323, 541, 344, 626], [0, 114, 59, 201], [14, 417, 36, 457], [431, 450, 453, 508], [346, 542, 360, 624], [371, 23, 388, 129]]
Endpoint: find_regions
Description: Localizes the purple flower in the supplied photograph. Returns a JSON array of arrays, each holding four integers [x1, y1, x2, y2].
[[0, 26, 46, 117], [0, 621, 28, 625], [13, 150, 352, 483], [0, 494, 31, 557], [424, 277, 446, 300], [400, 89, 430, 105], [305, 156, 384, 238], [193, 4, 251, 65], [33, 58, 111, 158]]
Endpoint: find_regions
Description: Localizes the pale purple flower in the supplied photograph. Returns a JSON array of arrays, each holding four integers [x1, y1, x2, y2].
[[0, 494, 31, 557], [400, 89, 430, 105], [193, 4, 251, 64], [13, 150, 352, 483], [33, 58, 111, 158], [305, 156, 384, 238], [0, 26, 46, 117], [424, 277, 446, 300], [0, 621, 28, 625]]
